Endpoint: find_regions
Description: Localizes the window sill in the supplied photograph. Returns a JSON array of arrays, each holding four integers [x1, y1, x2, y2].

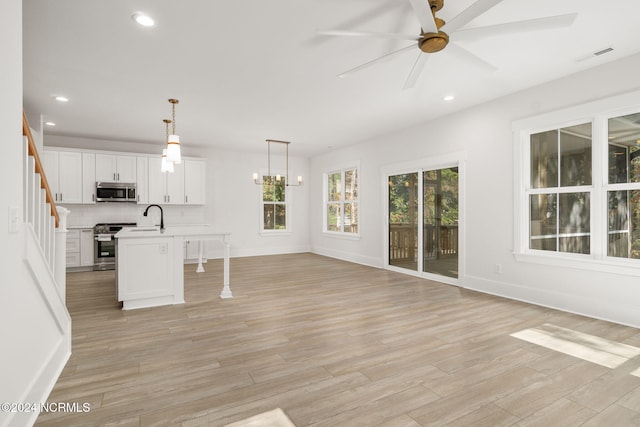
[[514, 251, 640, 277], [322, 231, 361, 241], [260, 230, 291, 237]]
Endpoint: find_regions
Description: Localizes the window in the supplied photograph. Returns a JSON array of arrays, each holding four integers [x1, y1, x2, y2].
[[514, 90, 640, 274], [528, 123, 592, 254], [324, 166, 359, 235], [261, 175, 288, 232], [607, 112, 640, 259]]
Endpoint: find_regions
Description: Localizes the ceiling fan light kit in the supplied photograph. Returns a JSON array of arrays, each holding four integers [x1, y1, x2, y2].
[[320, 0, 578, 89]]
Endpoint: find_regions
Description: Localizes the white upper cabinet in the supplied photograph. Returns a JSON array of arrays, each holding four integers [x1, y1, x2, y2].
[[183, 159, 206, 205], [136, 156, 149, 204], [82, 152, 96, 203], [42, 149, 83, 204], [95, 154, 137, 183], [148, 157, 185, 205]]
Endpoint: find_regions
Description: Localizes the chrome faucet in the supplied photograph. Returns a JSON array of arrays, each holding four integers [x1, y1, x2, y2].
[[143, 204, 164, 232]]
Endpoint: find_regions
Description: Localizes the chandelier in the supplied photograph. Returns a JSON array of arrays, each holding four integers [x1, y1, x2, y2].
[[253, 139, 302, 187]]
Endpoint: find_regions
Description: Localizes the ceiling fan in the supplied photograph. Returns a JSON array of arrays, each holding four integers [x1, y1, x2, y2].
[[319, 0, 577, 89]]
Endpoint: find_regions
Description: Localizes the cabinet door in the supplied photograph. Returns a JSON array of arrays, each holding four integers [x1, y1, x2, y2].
[[117, 155, 137, 182], [95, 154, 117, 182], [136, 157, 149, 204], [58, 151, 83, 204], [148, 157, 167, 204], [82, 153, 96, 203], [42, 150, 60, 199], [184, 159, 206, 205], [80, 228, 95, 266], [166, 161, 185, 204]]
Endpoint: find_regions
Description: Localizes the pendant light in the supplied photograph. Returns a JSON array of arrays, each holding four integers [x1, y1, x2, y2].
[[252, 139, 303, 187], [166, 98, 182, 164], [161, 119, 174, 173]]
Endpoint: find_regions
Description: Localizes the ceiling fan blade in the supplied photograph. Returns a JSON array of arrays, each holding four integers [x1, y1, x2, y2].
[[317, 29, 419, 41], [444, 0, 505, 33], [453, 13, 578, 41], [403, 53, 429, 90], [337, 44, 417, 78], [447, 43, 497, 72], [408, 0, 438, 33]]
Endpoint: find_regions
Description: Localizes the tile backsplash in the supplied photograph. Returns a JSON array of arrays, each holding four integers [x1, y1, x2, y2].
[[61, 203, 209, 228]]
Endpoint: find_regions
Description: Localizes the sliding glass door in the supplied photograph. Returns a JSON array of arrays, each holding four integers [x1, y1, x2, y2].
[[388, 166, 459, 281], [388, 173, 419, 271]]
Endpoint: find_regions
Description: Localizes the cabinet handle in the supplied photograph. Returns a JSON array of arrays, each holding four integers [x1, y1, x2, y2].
[[117, 173, 120, 181], [168, 195, 170, 203], [92, 194, 95, 202], [113, 173, 116, 181], [185, 195, 188, 203], [60, 193, 62, 202]]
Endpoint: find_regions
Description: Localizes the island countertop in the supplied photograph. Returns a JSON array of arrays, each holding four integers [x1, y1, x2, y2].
[[115, 225, 231, 239]]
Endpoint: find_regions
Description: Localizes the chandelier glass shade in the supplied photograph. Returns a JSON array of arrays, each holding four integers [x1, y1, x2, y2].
[[161, 119, 174, 173]]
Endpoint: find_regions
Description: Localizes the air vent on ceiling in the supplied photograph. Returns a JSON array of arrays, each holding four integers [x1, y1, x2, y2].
[[594, 47, 614, 56], [576, 47, 614, 62]]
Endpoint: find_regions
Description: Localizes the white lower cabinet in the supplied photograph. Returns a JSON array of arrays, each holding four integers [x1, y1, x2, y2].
[[66, 230, 81, 267], [67, 228, 95, 270]]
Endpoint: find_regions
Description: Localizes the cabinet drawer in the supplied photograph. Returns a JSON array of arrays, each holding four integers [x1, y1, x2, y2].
[[66, 252, 81, 267], [67, 236, 80, 253]]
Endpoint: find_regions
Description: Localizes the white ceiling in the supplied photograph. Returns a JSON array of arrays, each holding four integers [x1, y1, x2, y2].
[[22, 0, 640, 157]]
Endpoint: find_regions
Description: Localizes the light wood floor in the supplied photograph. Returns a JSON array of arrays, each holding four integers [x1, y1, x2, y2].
[[36, 253, 640, 426]]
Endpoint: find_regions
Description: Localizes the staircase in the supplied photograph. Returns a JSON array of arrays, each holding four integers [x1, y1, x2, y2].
[[2, 113, 73, 427]]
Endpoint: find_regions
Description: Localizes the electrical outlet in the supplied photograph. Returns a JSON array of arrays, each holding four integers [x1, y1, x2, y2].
[[159, 243, 168, 254], [493, 263, 503, 274]]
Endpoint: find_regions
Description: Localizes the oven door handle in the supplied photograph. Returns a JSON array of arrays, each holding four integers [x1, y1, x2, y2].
[[94, 234, 114, 241]]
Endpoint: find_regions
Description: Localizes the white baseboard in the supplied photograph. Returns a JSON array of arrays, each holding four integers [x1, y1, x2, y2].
[[463, 274, 640, 329]]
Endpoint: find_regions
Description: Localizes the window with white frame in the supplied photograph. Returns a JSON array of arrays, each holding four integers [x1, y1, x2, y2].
[[607, 112, 640, 259], [261, 175, 288, 232], [515, 93, 640, 271], [324, 166, 359, 235], [528, 123, 592, 254]]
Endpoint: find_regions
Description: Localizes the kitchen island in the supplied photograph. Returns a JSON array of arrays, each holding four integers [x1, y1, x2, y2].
[[115, 225, 231, 310]]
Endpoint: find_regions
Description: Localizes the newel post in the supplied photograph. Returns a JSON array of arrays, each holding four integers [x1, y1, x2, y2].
[[54, 206, 70, 302]]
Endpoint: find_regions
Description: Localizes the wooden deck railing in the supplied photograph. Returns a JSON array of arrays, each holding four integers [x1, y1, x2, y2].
[[389, 223, 458, 261], [23, 111, 59, 227]]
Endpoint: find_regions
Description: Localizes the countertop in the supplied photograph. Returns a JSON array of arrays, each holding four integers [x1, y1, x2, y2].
[[115, 225, 230, 239]]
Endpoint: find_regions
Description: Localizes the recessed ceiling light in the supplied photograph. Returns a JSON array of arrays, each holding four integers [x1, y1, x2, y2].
[[443, 95, 455, 101], [132, 12, 154, 27], [45, 122, 56, 126], [55, 96, 69, 102]]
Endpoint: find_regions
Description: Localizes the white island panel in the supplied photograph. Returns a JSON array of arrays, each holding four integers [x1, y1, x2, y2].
[[116, 235, 184, 310], [115, 225, 231, 310]]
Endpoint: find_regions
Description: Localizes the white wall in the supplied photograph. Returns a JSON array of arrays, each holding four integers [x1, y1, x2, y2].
[[310, 52, 640, 328], [1, 2, 71, 426]]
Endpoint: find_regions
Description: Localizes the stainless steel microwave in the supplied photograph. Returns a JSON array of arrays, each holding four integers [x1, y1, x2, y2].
[[95, 182, 137, 202]]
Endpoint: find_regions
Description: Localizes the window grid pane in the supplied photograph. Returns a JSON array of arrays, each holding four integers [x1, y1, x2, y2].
[[528, 122, 592, 255], [325, 167, 359, 234]]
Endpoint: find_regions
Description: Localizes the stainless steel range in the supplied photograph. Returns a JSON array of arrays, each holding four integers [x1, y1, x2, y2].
[[94, 223, 136, 270]]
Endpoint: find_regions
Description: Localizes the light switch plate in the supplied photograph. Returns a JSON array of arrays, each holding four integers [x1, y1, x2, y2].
[[9, 206, 20, 233]]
